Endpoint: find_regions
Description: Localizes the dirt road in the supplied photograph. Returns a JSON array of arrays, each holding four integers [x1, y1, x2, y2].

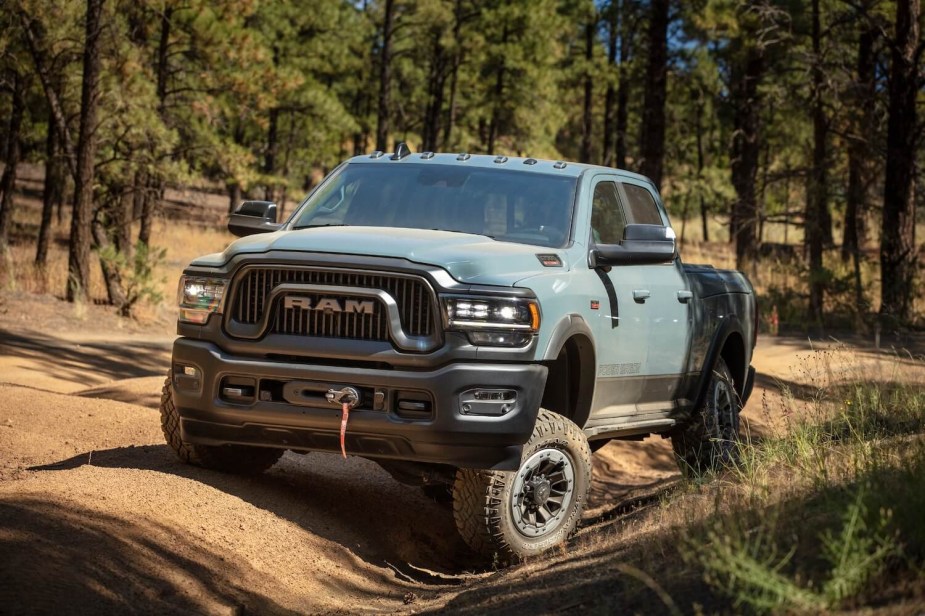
[[0, 291, 905, 614]]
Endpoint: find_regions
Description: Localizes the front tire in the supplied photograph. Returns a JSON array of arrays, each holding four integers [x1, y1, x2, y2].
[[452, 409, 591, 565], [160, 376, 283, 475], [671, 357, 741, 475]]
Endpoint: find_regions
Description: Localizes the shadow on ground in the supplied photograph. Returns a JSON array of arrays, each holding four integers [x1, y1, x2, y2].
[[27, 445, 480, 579], [0, 328, 170, 387]]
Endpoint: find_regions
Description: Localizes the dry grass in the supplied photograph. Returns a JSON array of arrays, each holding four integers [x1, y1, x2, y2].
[[0, 193, 233, 323]]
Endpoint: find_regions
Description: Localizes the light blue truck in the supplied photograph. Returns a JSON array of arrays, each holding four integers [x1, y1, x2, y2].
[[162, 145, 757, 563]]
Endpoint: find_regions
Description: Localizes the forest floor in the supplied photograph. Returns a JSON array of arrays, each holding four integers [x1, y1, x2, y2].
[[1, 290, 922, 614]]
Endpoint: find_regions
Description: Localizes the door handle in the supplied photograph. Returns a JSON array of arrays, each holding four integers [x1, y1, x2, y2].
[[633, 289, 650, 303], [677, 290, 693, 303]]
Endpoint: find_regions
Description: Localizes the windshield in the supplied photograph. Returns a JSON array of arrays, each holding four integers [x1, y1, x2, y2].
[[290, 162, 577, 248]]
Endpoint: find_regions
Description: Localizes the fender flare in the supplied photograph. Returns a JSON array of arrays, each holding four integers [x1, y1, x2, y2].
[[539, 314, 596, 429], [691, 316, 749, 412], [541, 314, 596, 362]]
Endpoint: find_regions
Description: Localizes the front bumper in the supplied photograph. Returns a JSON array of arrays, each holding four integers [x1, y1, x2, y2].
[[170, 338, 547, 470]]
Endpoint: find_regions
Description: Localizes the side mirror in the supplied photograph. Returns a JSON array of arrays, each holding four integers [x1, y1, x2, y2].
[[228, 200, 281, 237], [592, 224, 676, 267]]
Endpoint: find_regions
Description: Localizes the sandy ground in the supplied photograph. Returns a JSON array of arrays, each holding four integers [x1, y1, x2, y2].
[[0, 290, 919, 614]]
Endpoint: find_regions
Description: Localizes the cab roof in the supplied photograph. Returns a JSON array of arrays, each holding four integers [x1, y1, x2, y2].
[[345, 150, 656, 188]]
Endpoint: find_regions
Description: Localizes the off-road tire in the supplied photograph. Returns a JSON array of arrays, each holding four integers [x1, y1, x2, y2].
[[160, 376, 283, 474], [452, 409, 592, 565], [671, 357, 741, 475]]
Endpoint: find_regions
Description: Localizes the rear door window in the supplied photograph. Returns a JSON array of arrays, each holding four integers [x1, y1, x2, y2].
[[620, 183, 664, 226]]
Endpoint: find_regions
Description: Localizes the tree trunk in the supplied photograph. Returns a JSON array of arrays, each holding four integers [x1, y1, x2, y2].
[[880, 0, 920, 323], [842, 26, 875, 263], [730, 44, 763, 272], [91, 215, 127, 310], [442, 0, 465, 150], [67, 0, 105, 303], [0, 71, 27, 251], [36, 115, 63, 266], [807, 0, 827, 324], [487, 29, 507, 155], [19, 12, 77, 180], [265, 106, 279, 202], [602, 2, 619, 167], [228, 182, 242, 215], [639, 0, 669, 188], [375, 0, 396, 152], [615, 3, 630, 170], [579, 17, 595, 164], [695, 91, 709, 243], [423, 32, 448, 152]]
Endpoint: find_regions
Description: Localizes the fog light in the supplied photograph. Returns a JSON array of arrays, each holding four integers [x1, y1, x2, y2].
[[460, 389, 518, 416], [183, 366, 199, 377]]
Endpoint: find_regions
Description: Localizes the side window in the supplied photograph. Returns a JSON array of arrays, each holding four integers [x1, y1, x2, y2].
[[621, 183, 664, 226], [591, 181, 626, 244]]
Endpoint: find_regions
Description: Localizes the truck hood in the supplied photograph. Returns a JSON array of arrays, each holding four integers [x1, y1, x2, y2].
[[195, 227, 567, 286]]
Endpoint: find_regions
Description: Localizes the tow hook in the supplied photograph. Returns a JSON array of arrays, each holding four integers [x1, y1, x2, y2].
[[326, 387, 360, 459]]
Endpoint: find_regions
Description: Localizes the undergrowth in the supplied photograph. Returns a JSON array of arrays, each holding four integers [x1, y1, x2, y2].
[[680, 348, 925, 614]]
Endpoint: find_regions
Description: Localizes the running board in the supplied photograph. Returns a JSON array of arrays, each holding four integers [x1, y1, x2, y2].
[[585, 418, 676, 441]]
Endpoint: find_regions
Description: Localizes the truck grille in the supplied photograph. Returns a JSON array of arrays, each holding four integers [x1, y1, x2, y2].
[[229, 266, 436, 344]]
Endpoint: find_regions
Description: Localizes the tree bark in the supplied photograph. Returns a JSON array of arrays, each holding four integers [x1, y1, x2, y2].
[[36, 114, 64, 266], [375, 0, 396, 152], [442, 0, 469, 150], [695, 91, 709, 243], [423, 31, 448, 152], [91, 216, 127, 311], [264, 106, 279, 202], [67, 0, 105, 303], [19, 12, 77, 180], [487, 26, 508, 155], [807, 0, 828, 324], [579, 17, 595, 164], [639, 0, 669, 188], [602, 1, 620, 167], [843, 24, 875, 310], [0, 70, 27, 251], [615, 3, 630, 170], [730, 44, 763, 272], [880, 0, 920, 322]]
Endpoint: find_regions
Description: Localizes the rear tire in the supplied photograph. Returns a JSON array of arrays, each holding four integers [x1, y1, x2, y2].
[[671, 358, 741, 475], [452, 409, 591, 565], [160, 376, 283, 475]]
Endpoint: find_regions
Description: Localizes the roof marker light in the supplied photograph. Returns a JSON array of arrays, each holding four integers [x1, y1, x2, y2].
[[457, 152, 471, 161], [523, 158, 538, 165], [421, 151, 435, 159], [369, 151, 384, 159], [553, 160, 567, 170], [493, 156, 508, 164]]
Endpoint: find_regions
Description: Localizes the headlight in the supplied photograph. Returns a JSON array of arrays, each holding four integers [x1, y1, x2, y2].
[[177, 275, 228, 324], [442, 296, 540, 347]]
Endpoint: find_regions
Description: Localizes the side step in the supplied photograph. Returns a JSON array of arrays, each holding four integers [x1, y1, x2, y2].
[[584, 418, 676, 441]]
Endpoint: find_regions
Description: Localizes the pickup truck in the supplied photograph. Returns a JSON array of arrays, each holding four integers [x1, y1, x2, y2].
[[162, 145, 757, 563]]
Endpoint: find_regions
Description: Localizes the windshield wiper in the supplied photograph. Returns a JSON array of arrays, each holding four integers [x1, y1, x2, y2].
[[291, 223, 350, 230]]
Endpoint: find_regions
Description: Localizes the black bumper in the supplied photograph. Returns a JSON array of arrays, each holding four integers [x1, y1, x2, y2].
[[170, 338, 547, 470]]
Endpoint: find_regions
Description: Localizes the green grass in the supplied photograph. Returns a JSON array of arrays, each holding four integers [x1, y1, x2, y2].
[[678, 349, 925, 614]]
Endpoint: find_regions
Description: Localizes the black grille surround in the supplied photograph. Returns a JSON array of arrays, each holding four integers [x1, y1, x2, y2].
[[225, 265, 441, 352]]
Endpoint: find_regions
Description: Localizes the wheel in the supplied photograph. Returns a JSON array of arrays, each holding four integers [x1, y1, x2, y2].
[[671, 358, 741, 475], [452, 409, 591, 564], [160, 376, 283, 474]]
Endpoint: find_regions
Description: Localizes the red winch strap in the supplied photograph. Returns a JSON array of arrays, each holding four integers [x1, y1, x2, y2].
[[340, 402, 350, 459]]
